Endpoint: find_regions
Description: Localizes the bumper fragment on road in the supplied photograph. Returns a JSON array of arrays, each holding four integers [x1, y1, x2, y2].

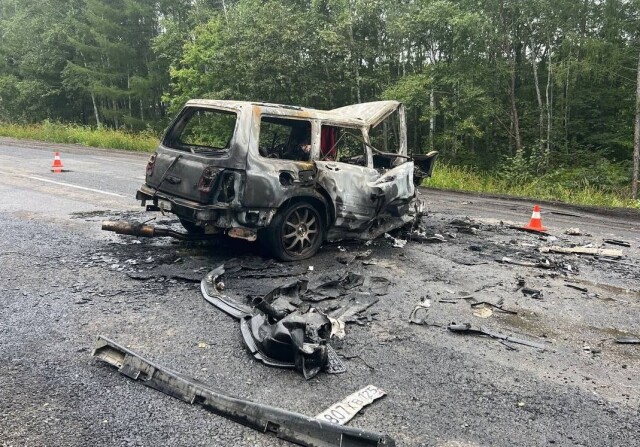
[[92, 335, 396, 447]]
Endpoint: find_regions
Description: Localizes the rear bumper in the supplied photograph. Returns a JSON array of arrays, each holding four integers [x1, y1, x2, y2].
[[137, 185, 227, 222], [136, 184, 276, 231]]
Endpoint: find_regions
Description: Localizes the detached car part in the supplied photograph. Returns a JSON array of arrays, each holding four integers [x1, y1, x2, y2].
[[200, 267, 345, 378], [92, 336, 394, 447]]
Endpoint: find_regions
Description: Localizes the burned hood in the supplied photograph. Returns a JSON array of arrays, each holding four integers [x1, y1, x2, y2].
[[329, 101, 401, 128]]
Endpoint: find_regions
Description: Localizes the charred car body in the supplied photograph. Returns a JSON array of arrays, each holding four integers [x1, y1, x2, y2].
[[137, 100, 437, 260]]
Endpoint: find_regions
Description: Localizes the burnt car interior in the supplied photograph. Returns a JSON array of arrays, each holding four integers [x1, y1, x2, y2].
[[165, 108, 237, 154], [259, 117, 312, 161], [320, 126, 366, 166]]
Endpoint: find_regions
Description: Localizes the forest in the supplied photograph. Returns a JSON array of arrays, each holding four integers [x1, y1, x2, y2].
[[1, 0, 639, 201]]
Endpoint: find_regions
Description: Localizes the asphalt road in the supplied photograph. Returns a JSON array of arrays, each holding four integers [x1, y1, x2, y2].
[[1, 137, 639, 447]]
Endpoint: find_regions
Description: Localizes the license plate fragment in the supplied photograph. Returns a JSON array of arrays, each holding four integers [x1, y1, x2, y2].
[[315, 385, 386, 425]]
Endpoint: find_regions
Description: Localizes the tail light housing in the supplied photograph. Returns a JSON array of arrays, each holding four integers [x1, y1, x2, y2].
[[198, 167, 219, 193], [146, 153, 157, 177]]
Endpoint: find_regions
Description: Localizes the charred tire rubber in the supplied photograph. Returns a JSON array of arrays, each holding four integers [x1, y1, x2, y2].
[[264, 202, 323, 261], [179, 218, 204, 234]]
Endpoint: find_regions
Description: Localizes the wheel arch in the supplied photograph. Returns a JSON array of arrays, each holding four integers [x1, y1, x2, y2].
[[277, 190, 334, 236]]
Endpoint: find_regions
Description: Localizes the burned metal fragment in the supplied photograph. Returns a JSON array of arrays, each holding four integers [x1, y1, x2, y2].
[[409, 297, 431, 325], [564, 284, 588, 293], [521, 287, 543, 299], [615, 337, 640, 344], [603, 239, 631, 248], [200, 265, 252, 319], [92, 336, 393, 447], [447, 323, 549, 351], [470, 301, 517, 315], [240, 308, 344, 379]]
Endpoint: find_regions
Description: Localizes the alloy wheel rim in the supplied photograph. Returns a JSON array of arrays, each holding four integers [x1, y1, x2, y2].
[[282, 207, 318, 256]]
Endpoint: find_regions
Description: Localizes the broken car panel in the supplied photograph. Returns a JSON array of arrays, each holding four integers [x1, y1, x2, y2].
[[136, 100, 438, 260], [92, 336, 395, 447]]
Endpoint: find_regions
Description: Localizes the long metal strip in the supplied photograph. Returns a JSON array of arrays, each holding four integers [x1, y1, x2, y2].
[[92, 336, 395, 447]]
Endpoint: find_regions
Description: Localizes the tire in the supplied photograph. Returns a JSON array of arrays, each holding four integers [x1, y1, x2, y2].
[[263, 201, 324, 261], [179, 218, 204, 234]]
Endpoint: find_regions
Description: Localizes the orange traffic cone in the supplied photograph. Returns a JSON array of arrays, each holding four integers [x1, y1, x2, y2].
[[51, 152, 64, 173], [522, 204, 547, 232]]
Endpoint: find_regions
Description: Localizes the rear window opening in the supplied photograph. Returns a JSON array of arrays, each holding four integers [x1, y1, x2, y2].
[[165, 107, 237, 154]]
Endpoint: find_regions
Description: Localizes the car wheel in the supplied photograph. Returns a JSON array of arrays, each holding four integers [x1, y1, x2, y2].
[[264, 202, 323, 261], [179, 218, 203, 234]]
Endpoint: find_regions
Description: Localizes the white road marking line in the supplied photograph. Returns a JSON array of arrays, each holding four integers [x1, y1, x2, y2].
[[26, 175, 126, 197], [0, 171, 126, 197]]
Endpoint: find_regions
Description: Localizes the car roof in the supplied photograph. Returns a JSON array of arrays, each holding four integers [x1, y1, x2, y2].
[[185, 99, 401, 128]]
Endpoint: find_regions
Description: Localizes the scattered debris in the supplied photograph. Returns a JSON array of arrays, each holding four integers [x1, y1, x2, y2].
[[337, 253, 357, 265], [240, 307, 343, 379], [384, 233, 407, 248], [315, 385, 386, 426], [470, 300, 517, 315], [565, 228, 582, 236], [603, 239, 631, 248], [539, 246, 623, 258], [472, 306, 493, 319], [615, 337, 640, 344], [336, 250, 373, 264], [92, 336, 394, 447], [406, 230, 446, 243], [447, 323, 548, 351], [564, 283, 588, 293], [499, 257, 550, 269], [357, 250, 373, 259], [521, 287, 543, 300], [127, 264, 203, 282], [409, 297, 431, 325], [450, 218, 480, 234], [582, 345, 601, 355], [200, 267, 393, 378], [201, 265, 251, 319], [329, 294, 380, 325]]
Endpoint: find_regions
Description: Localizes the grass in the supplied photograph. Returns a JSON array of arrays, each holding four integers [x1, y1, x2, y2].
[[0, 121, 158, 152], [426, 163, 640, 209]]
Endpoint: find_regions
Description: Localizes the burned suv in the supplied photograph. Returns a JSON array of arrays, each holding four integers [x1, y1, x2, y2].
[[137, 100, 437, 261]]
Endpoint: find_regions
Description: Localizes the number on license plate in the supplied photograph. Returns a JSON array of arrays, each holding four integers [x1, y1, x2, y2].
[[315, 385, 386, 425]]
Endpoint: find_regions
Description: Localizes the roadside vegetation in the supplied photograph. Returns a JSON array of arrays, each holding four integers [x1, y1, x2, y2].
[[0, 122, 157, 152], [427, 163, 640, 209]]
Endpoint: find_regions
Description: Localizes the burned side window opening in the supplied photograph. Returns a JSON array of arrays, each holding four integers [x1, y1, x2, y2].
[[320, 126, 366, 166], [369, 111, 401, 169], [167, 108, 237, 154], [259, 117, 311, 162]]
